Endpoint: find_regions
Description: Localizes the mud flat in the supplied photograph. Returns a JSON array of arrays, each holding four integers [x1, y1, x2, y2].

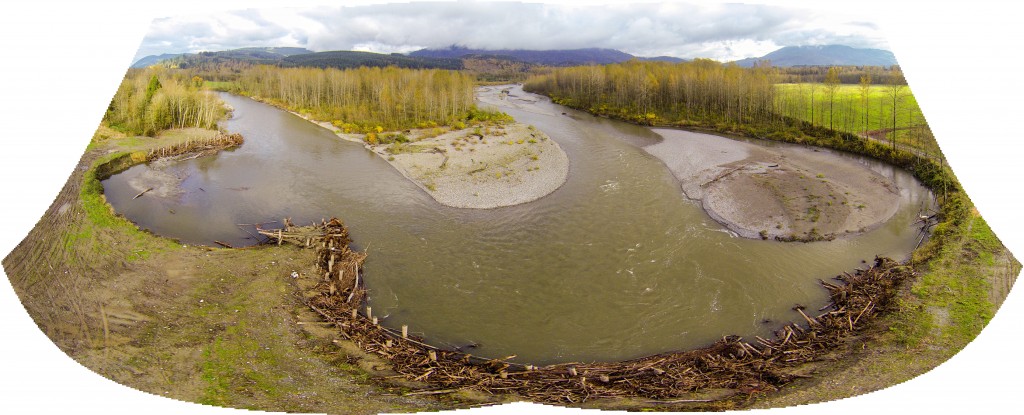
[[646, 129, 902, 241]]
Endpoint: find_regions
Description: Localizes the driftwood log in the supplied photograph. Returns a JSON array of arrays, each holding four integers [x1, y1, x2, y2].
[[268, 218, 911, 405]]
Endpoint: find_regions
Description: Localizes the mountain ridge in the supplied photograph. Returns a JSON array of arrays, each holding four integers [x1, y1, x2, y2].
[[733, 45, 897, 67]]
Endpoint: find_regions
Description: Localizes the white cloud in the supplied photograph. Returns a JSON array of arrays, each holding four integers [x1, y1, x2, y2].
[[133, 1, 889, 62]]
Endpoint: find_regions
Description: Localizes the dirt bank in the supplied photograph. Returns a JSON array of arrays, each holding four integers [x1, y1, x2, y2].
[[646, 129, 902, 241]]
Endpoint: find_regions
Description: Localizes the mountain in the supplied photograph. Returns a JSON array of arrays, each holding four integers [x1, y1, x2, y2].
[[281, 51, 463, 70], [203, 47, 312, 60], [733, 45, 897, 68], [131, 47, 313, 68], [131, 53, 185, 68], [637, 56, 688, 63], [410, 46, 635, 66]]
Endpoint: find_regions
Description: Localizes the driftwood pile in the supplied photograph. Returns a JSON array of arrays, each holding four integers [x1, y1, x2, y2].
[[270, 219, 912, 404], [145, 132, 244, 160]]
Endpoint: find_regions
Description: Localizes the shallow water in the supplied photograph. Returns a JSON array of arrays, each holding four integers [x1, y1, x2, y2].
[[103, 87, 933, 364]]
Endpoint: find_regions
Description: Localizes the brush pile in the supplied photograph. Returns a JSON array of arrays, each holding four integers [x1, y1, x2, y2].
[[271, 218, 911, 404]]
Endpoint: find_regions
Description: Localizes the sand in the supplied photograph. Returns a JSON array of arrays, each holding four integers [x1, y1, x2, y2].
[[368, 122, 569, 209], [646, 129, 902, 241], [294, 103, 569, 209]]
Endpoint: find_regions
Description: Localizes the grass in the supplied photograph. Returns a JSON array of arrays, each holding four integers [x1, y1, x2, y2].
[[204, 81, 235, 91], [4, 125, 433, 412], [901, 214, 999, 345], [774, 83, 940, 156], [78, 151, 177, 261], [753, 209, 1018, 409]]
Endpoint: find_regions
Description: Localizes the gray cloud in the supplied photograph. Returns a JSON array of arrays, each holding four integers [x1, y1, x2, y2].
[[134, 1, 888, 62]]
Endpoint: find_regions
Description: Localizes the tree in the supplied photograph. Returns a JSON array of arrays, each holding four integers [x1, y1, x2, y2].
[[885, 68, 907, 151], [145, 74, 162, 103], [859, 72, 872, 134], [824, 67, 841, 130]]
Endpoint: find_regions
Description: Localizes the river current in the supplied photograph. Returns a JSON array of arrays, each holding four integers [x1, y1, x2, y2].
[[102, 87, 932, 364]]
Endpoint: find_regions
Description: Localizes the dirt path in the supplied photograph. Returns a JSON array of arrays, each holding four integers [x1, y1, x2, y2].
[[2, 130, 438, 413]]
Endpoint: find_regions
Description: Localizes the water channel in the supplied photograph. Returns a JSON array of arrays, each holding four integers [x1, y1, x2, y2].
[[102, 88, 933, 364]]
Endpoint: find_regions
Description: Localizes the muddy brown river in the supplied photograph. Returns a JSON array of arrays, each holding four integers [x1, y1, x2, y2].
[[102, 88, 933, 364]]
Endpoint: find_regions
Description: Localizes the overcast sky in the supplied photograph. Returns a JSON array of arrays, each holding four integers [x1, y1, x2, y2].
[[135, 1, 888, 63]]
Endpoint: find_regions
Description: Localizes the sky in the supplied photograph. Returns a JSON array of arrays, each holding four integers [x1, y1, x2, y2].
[[2, 1, 1023, 415], [134, 1, 889, 63]]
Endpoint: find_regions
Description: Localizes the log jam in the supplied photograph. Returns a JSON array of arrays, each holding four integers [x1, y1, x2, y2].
[[265, 218, 912, 405]]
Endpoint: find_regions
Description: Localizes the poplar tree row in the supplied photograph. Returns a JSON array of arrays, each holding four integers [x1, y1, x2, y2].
[[105, 68, 226, 136], [232, 65, 476, 132], [523, 59, 777, 126]]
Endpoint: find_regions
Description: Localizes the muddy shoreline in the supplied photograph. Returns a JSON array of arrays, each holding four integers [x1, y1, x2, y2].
[[644, 128, 903, 241]]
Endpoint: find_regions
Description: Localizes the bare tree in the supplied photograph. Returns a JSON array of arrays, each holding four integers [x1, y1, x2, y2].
[[859, 72, 872, 135], [885, 68, 907, 151], [824, 67, 841, 130]]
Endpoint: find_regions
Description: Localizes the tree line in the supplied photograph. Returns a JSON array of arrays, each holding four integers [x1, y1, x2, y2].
[[105, 67, 226, 136], [523, 60, 934, 156], [524, 59, 777, 126], [230, 65, 476, 132], [775, 65, 905, 84]]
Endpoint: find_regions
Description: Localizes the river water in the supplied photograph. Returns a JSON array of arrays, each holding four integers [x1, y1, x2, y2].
[[103, 88, 932, 365]]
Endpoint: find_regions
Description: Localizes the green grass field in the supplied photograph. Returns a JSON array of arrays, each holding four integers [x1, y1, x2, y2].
[[775, 83, 941, 157]]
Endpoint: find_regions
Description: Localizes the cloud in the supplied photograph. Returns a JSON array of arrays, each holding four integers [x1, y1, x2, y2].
[[133, 1, 888, 62]]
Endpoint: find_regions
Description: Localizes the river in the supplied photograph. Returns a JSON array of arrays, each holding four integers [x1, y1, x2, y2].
[[102, 87, 932, 365]]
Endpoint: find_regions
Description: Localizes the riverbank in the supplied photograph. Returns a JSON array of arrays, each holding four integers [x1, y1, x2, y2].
[[646, 128, 903, 241], [2, 127, 438, 413], [281, 98, 570, 209]]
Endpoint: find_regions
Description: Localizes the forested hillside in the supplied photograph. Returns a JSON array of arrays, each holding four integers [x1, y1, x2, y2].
[[281, 51, 463, 70]]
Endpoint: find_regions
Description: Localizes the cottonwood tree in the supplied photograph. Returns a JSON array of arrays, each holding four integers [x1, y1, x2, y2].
[[886, 68, 907, 150], [824, 67, 841, 130], [859, 72, 872, 134]]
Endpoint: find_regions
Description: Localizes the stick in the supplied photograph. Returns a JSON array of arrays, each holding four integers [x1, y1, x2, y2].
[[404, 388, 460, 396], [213, 240, 234, 248], [132, 187, 154, 199]]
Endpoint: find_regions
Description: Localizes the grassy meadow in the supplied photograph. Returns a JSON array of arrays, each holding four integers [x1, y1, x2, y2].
[[775, 83, 941, 157]]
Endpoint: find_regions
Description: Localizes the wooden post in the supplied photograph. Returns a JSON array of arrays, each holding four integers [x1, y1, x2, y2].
[[372, 317, 378, 325], [428, 350, 437, 362], [277, 229, 283, 246], [402, 325, 408, 339], [366, 306, 372, 320], [568, 367, 577, 377]]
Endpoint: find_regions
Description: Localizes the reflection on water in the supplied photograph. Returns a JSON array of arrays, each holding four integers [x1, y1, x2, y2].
[[103, 89, 933, 364]]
